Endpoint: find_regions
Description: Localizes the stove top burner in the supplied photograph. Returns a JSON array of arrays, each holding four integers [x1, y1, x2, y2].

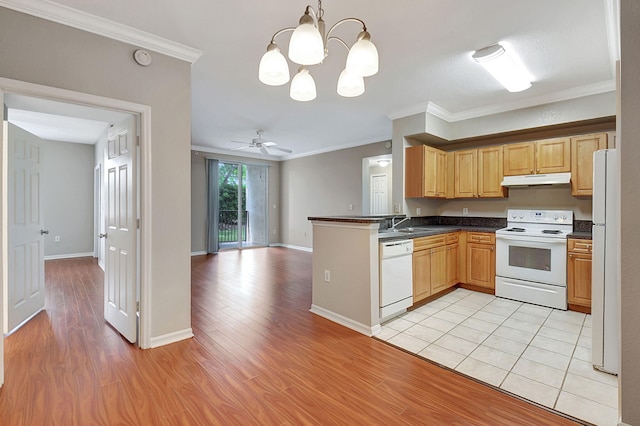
[[542, 229, 562, 234], [506, 228, 526, 232]]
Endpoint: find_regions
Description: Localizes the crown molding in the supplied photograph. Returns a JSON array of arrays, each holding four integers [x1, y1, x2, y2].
[[0, 0, 203, 63], [418, 80, 616, 124]]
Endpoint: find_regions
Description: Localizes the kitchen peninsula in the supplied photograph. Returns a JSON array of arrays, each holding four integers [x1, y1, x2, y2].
[[307, 215, 506, 336], [308, 216, 388, 336]]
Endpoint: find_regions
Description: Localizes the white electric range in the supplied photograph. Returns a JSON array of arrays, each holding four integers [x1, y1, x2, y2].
[[495, 209, 573, 310]]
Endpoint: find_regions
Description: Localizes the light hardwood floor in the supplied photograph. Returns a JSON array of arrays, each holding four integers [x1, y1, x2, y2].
[[0, 249, 581, 425]]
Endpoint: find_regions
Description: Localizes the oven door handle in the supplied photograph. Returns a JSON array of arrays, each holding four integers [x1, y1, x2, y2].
[[495, 234, 568, 245]]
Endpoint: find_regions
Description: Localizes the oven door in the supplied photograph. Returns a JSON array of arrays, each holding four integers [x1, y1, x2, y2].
[[495, 234, 567, 286]]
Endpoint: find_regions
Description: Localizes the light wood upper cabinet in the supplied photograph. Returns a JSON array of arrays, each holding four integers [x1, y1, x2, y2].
[[478, 146, 506, 197], [405, 145, 446, 198], [454, 147, 506, 198], [454, 149, 477, 198], [536, 137, 571, 174], [567, 239, 593, 312], [503, 142, 535, 176], [503, 138, 570, 176], [571, 133, 608, 196]]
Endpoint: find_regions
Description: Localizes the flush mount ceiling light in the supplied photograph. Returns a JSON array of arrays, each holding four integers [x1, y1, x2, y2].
[[472, 43, 531, 92], [377, 159, 390, 167], [258, 0, 378, 101]]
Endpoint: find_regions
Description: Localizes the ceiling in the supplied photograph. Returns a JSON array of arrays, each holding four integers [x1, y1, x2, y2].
[[2, 0, 617, 157]]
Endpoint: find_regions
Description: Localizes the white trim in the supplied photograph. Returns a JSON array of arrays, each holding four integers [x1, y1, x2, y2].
[[0, 77, 153, 349], [310, 304, 381, 337], [0, 0, 202, 64], [428, 81, 617, 123], [191, 251, 207, 256], [44, 252, 94, 260], [387, 80, 616, 123], [269, 243, 313, 252], [149, 327, 193, 348], [386, 103, 429, 121]]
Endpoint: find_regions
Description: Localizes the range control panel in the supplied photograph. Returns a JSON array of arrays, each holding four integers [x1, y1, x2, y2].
[[506, 209, 573, 224]]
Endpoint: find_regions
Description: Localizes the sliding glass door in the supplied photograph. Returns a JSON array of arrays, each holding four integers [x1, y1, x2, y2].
[[207, 159, 269, 252]]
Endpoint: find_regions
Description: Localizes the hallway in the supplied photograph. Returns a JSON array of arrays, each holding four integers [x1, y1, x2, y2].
[[0, 251, 579, 424]]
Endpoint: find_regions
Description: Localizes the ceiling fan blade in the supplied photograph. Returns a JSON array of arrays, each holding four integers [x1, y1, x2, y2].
[[233, 146, 253, 151], [260, 146, 269, 155], [229, 140, 250, 144], [269, 146, 293, 153]]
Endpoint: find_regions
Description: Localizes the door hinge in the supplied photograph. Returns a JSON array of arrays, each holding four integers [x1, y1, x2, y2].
[[136, 301, 140, 312], [137, 218, 140, 229], [136, 135, 140, 147]]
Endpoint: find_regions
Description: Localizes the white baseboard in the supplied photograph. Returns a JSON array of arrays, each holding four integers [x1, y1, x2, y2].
[[310, 304, 381, 336], [149, 328, 194, 348], [191, 251, 207, 256], [45, 252, 94, 260], [270, 243, 313, 253]]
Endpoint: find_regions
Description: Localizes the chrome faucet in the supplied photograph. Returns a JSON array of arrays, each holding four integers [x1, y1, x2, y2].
[[391, 216, 410, 231]]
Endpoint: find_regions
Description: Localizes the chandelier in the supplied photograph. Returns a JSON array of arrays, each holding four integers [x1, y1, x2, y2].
[[258, 0, 379, 101]]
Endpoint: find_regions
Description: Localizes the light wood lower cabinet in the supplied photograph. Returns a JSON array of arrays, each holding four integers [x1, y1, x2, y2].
[[412, 249, 432, 302], [465, 232, 496, 290], [567, 238, 593, 312], [412, 233, 460, 303]]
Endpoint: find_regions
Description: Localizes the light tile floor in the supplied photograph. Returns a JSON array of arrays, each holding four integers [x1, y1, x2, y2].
[[377, 288, 618, 426]]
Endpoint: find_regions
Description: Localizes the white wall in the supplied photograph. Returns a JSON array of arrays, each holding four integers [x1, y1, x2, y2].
[[0, 7, 193, 343], [280, 141, 391, 248], [42, 139, 95, 257], [619, 1, 640, 423], [406, 186, 593, 221]]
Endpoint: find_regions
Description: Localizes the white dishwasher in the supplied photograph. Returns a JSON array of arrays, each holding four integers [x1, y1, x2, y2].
[[379, 239, 413, 320]]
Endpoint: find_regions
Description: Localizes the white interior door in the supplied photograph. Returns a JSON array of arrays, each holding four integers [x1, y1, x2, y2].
[[6, 123, 45, 333], [104, 116, 137, 343], [95, 164, 105, 270], [371, 174, 388, 214]]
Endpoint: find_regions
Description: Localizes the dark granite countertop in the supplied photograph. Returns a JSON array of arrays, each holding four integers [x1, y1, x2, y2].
[[568, 232, 592, 240], [378, 225, 501, 241], [308, 215, 391, 224]]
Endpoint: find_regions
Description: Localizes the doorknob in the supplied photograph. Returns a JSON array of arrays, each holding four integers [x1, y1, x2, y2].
[[40, 230, 49, 235], [99, 233, 107, 239]]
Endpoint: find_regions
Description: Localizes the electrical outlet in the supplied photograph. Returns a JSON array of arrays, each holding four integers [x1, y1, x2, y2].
[[394, 204, 401, 213], [324, 270, 331, 283], [272, 229, 276, 235], [54, 236, 61, 243], [416, 207, 421, 216], [349, 203, 354, 210], [463, 208, 469, 215]]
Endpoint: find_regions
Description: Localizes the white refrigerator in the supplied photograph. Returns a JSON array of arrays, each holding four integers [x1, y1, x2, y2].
[[592, 149, 618, 375]]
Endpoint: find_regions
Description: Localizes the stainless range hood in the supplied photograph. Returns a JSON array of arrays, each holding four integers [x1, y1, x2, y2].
[[501, 172, 571, 187]]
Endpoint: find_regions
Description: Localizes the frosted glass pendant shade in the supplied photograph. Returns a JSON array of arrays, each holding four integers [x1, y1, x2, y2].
[[346, 31, 378, 77], [288, 14, 324, 65], [290, 67, 316, 101], [472, 44, 531, 92], [259, 44, 290, 86], [337, 68, 365, 97]]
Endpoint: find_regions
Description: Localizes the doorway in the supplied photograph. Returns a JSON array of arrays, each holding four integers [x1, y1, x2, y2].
[[207, 159, 269, 252], [362, 154, 393, 215], [0, 79, 153, 390]]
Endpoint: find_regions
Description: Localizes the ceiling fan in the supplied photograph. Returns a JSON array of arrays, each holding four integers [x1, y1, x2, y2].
[[230, 130, 292, 155]]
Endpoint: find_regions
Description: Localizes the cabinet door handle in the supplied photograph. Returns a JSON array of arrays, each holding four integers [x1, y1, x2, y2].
[[530, 169, 533, 174], [490, 246, 494, 251], [569, 254, 573, 258], [537, 169, 540, 173]]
